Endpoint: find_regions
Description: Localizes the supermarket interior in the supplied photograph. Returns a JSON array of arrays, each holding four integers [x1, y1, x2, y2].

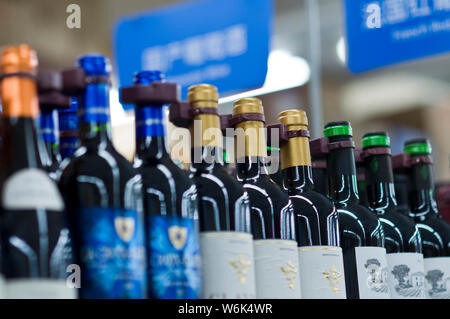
[[1, 0, 449, 180], [0, 0, 450, 302]]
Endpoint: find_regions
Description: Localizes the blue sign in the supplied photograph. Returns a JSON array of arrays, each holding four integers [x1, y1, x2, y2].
[[344, 0, 450, 73], [114, 0, 273, 108]]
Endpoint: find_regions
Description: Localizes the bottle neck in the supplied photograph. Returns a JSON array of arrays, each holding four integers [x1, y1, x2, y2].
[[135, 105, 168, 161], [0, 75, 42, 170], [364, 153, 397, 214], [40, 109, 61, 164], [77, 82, 112, 146], [190, 110, 223, 170], [327, 139, 360, 204], [58, 105, 79, 160], [409, 161, 439, 220], [280, 131, 314, 192], [393, 169, 411, 216]]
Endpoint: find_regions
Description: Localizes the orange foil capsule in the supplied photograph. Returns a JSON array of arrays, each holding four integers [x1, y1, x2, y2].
[[0, 44, 40, 118]]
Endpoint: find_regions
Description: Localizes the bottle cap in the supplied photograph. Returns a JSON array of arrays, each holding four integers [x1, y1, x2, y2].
[[233, 97, 263, 116], [404, 138, 432, 155], [278, 109, 308, 128], [77, 54, 111, 76], [362, 132, 391, 149], [187, 84, 218, 106], [133, 70, 164, 85], [0, 44, 38, 74], [323, 121, 352, 137]]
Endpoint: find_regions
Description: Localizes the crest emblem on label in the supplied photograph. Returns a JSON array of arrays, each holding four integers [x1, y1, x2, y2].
[[168, 226, 188, 250], [280, 261, 298, 289], [114, 217, 135, 242], [230, 253, 251, 284], [323, 265, 342, 293]]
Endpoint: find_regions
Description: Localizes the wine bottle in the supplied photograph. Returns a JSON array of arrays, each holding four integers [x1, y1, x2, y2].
[[0, 45, 73, 298], [58, 97, 79, 161], [361, 132, 425, 299], [322, 121, 388, 299], [37, 70, 71, 177], [404, 138, 450, 299], [310, 138, 328, 196], [222, 98, 300, 299], [355, 148, 369, 207], [169, 84, 255, 299], [58, 54, 147, 299], [121, 70, 201, 299], [268, 110, 345, 298]]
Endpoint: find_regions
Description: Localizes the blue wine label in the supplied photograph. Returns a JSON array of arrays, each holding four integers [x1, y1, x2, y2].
[[78, 207, 147, 299], [147, 215, 202, 299]]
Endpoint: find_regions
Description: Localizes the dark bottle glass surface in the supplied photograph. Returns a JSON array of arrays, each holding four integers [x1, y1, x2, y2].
[[58, 97, 79, 161], [0, 45, 72, 295], [355, 148, 369, 207], [278, 111, 339, 247], [39, 108, 61, 174], [324, 121, 384, 299], [405, 139, 450, 257], [124, 71, 200, 299], [311, 162, 328, 196], [266, 147, 284, 188], [58, 55, 146, 299], [392, 153, 412, 217], [236, 157, 295, 240], [362, 132, 421, 254]]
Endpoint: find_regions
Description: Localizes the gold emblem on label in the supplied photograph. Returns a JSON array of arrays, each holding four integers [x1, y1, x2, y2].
[[230, 254, 251, 284], [280, 261, 298, 289], [114, 217, 135, 242], [323, 265, 342, 293], [168, 226, 188, 250]]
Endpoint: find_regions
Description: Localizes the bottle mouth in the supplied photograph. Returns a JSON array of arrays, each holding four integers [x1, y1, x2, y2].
[[323, 121, 352, 137], [133, 70, 164, 85], [0, 44, 38, 74], [77, 54, 111, 76], [362, 133, 390, 149], [233, 97, 263, 116], [187, 84, 218, 105], [278, 109, 308, 127], [404, 141, 432, 155]]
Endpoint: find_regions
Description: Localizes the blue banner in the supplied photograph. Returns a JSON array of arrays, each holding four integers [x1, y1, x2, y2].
[[113, 0, 273, 109], [344, 0, 450, 73]]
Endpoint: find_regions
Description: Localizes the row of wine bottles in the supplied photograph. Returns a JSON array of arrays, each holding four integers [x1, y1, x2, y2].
[[0, 45, 449, 299]]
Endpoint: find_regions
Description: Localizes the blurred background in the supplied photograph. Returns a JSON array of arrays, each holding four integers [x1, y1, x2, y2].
[[0, 0, 449, 182]]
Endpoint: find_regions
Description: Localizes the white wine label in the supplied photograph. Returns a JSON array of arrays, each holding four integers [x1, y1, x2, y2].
[[386, 253, 426, 299], [5, 279, 77, 299], [298, 246, 346, 299], [200, 231, 256, 299], [2, 168, 64, 211], [423, 256, 450, 299], [253, 240, 301, 299], [354, 247, 391, 299]]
